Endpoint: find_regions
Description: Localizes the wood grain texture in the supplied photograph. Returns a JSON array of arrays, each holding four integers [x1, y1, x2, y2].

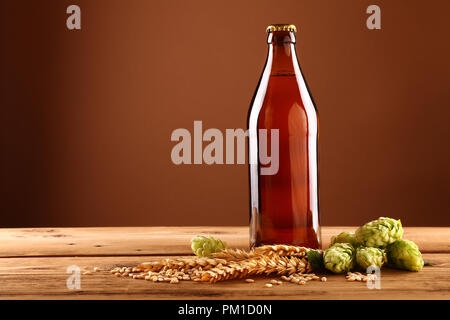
[[0, 254, 448, 300], [0, 226, 448, 257], [0, 226, 448, 299]]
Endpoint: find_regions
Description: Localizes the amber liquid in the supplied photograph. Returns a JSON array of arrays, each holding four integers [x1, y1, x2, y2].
[[248, 30, 321, 248]]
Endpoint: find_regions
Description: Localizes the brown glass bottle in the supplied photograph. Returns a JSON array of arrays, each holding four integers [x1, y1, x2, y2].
[[248, 24, 321, 248]]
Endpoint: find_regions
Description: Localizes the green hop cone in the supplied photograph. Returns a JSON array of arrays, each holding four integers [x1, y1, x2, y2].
[[191, 235, 227, 258], [386, 239, 424, 272], [331, 232, 358, 247], [356, 247, 386, 270], [323, 243, 356, 274], [306, 249, 324, 270], [355, 217, 403, 248]]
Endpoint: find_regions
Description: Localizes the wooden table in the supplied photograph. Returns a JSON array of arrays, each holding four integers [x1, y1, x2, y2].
[[0, 227, 448, 299]]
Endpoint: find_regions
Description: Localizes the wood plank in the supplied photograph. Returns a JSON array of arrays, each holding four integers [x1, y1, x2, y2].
[[0, 227, 448, 257], [0, 254, 448, 300], [0, 226, 247, 257]]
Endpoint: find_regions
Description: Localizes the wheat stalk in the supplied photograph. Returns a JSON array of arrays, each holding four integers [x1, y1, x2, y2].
[[253, 245, 309, 257], [211, 248, 258, 261], [136, 257, 228, 272], [112, 245, 313, 284], [211, 245, 309, 262], [197, 255, 310, 283]]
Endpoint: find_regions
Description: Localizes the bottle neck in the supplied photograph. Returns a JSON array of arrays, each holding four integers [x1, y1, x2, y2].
[[267, 31, 299, 76]]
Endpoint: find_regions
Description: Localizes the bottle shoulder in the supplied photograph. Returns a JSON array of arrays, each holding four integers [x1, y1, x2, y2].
[[250, 75, 316, 110]]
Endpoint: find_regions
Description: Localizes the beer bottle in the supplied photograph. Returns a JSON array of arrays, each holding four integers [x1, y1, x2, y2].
[[248, 24, 321, 248]]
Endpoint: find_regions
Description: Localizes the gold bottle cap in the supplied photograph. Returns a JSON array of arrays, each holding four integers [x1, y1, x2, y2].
[[266, 24, 297, 33]]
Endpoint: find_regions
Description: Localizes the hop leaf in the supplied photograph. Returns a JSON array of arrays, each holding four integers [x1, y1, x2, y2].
[[356, 247, 386, 270], [191, 235, 227, 258], [386, 239, 424, 272], [323, 243, 356, 274], [355, 217, 403, 248], [306, 249, 324, 270], [331, 232, 358, 247]]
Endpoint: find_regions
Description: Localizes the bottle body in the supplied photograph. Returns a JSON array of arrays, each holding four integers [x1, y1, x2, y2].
[[248, 27, 321, 248]]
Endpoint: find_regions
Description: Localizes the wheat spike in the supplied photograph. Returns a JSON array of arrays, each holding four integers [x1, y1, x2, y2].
[[198, 255, 310, 283], [120, 245, 313, 284], [211, 248, 257, 261], [253, 245, 309, 257], [136, 257, 227, 272]]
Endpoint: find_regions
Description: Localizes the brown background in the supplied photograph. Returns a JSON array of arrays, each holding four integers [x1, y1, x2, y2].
[[1, 0, 449, 227]]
